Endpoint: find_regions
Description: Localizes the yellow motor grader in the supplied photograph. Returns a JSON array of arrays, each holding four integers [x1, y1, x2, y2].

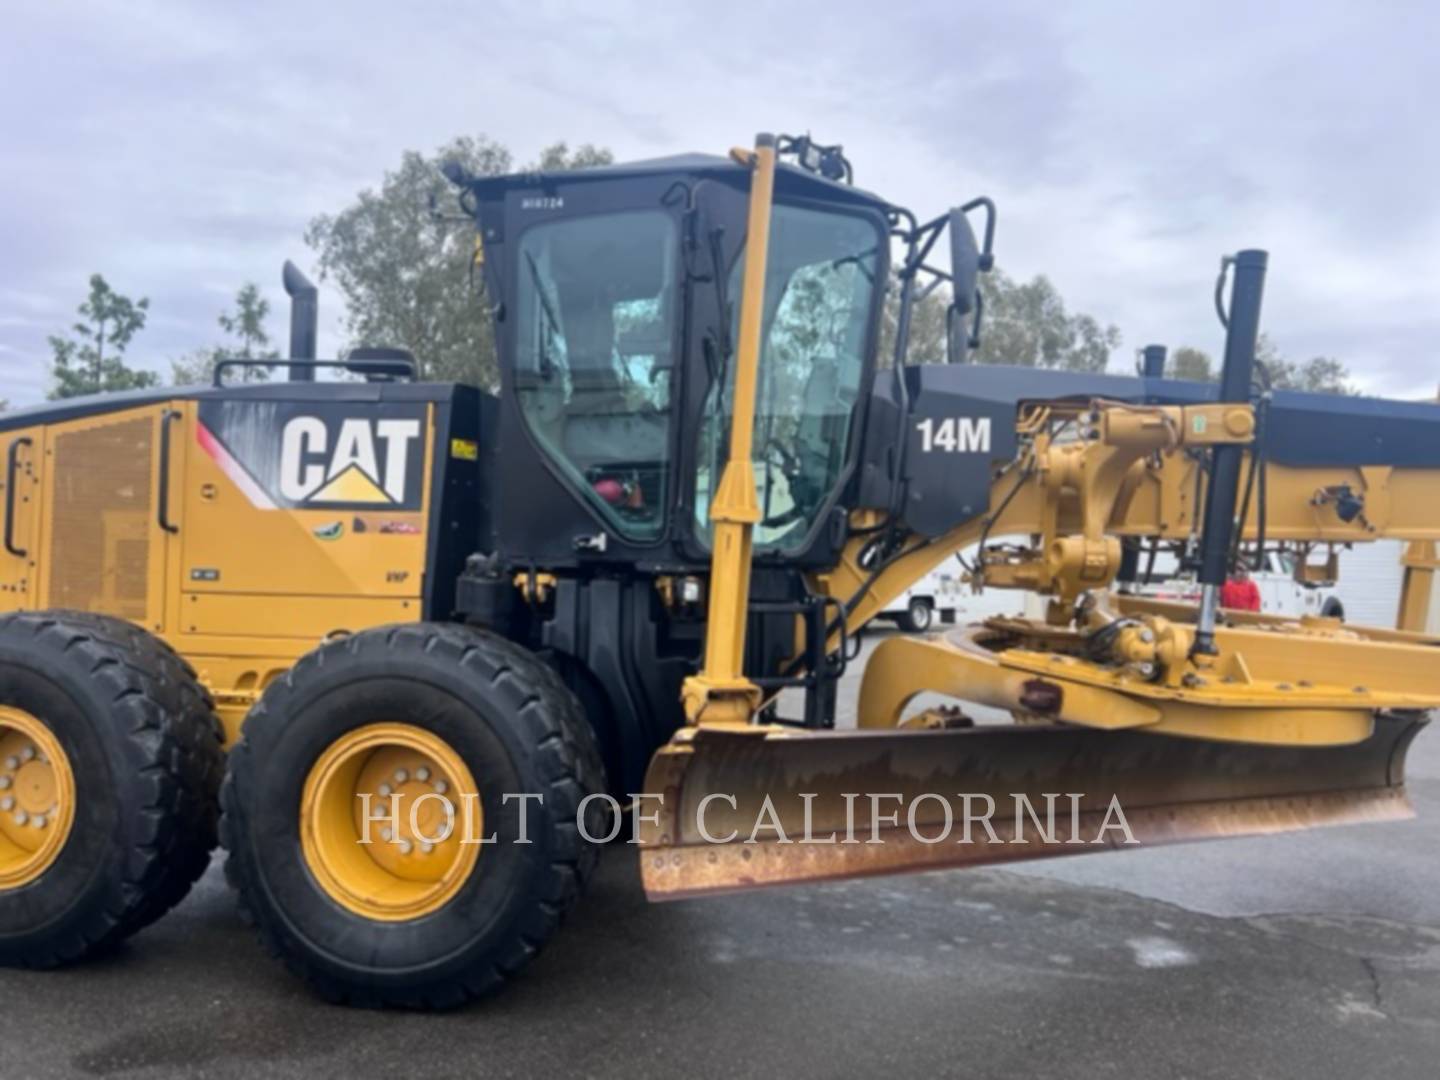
[[0, 133, 1436, 1007]]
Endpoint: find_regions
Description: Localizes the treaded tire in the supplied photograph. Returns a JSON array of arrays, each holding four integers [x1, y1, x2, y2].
[[220, 623, 608, 1009], [898, 597, 934, 633], [0, 610, 225, 966], [1321, 597, 1345, 621]]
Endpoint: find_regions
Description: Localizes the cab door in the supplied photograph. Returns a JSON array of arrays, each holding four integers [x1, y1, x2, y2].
[[0, 426, 43, 612]]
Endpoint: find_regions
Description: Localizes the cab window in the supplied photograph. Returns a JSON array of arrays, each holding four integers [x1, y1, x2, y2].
[[513, 210, 677, 540], [695, 203, 879, 552]]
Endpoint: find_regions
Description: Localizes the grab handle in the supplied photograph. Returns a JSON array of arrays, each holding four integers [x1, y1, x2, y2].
[[158, 410, 181, 534], [4, 437, 31, 557]]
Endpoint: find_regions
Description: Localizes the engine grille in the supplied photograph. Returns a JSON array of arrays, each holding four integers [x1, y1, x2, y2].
[[48, 416, 154, 622]]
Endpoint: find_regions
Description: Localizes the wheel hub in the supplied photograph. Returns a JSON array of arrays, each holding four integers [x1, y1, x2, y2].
[[0, 706, 75, 889], [301, 723, 481, 921]]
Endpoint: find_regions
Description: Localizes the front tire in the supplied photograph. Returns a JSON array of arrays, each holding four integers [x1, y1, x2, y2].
[[221, 623, 607, 1008]]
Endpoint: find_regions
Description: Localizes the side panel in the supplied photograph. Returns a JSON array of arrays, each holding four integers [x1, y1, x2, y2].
[[0, 386, 468, 747], [170, 398, 436, 743], [178, 398, 430, 617]]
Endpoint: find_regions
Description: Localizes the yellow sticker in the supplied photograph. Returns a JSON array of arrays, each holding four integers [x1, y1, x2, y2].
[[450, 438, 479, 461]]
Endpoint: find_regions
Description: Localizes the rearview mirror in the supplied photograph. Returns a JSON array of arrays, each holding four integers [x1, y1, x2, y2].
[[948, 207, 981, 317], [947, 208, 982, 363]]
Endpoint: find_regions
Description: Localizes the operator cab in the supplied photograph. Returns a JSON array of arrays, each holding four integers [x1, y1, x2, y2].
[[455, 144, 897, 570]]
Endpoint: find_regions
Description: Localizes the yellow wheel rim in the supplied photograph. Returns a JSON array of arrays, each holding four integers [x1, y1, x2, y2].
[[0, 706, 76, 890], [301, 723, 481, 921]]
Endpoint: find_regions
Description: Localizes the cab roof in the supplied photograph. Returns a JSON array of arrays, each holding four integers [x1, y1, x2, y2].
[[470, 152, 894, 214]]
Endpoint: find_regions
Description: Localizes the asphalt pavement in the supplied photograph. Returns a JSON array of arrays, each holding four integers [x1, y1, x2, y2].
[[1, 629, 1437, 1079]]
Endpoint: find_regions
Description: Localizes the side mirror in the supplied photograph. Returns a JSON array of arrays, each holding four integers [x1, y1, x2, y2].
[[947, 209, 980, 363], [945, 199, 997, 363], [948, 207, 981, 317], [439, 158, 473, 187]]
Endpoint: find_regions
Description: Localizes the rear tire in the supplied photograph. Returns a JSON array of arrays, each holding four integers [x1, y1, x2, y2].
[[1321, 597, 1345, 620], [897, 597, 934, 633], [221, 623, 607, 1009], [0, 611, 224, 966]]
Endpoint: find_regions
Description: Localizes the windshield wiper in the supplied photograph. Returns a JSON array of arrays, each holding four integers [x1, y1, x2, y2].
[[700, 225, 732, 386], [524, 251, 563, 380]]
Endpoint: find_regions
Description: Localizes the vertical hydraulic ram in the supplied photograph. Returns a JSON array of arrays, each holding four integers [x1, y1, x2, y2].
[[1194, 250, 1267, 652]]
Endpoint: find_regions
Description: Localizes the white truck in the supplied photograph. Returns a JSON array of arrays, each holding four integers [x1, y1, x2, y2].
[[880, 565, 962, 631], [881, 544, 1353, 630], [880, 559, 1032, 631], [883, 549, 1348, 633], [1133, 549, 1345, 619]]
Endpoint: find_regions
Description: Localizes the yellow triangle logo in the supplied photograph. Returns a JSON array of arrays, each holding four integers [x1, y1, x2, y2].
[[310, 465, 392, 504]]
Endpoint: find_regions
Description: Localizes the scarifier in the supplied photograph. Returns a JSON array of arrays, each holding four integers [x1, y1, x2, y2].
[[1, 133, 1437, 1006]]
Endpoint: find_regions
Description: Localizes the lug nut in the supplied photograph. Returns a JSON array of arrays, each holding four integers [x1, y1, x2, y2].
[[0, 776, 10, 790], [380, 827, 393, 843], [13, 810, 27, 826], [378, 783, 392, 797], [420, 841, 434, 854], [433, 780, 448, 795], [3, 756, 16, 770], [19, 746, 34, 763], [31, 814, 45, 829], [394, 769, 408, 784], [0, 796, 11, 811], [397, 839, 412, 855], [415, 767, 430, 782]]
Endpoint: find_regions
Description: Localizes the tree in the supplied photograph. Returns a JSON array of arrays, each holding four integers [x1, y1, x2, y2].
[[877, 283, 949, 368], [305, 136, 613, 388], [880, 267, 1121, 371], [972, 268, 1121, 371], [217, 283, 276, 362], [1164, 337, 1354, 394], [171, 283, 279, 385], [1167, 346, 1214, 381], [1266, 354, 1354, 394], [48, 274, 156, 399], [530, 142, 613, 171], [169, 349, 219, 388]]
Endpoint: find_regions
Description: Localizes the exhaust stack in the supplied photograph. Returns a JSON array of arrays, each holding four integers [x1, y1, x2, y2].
[[283, 260, 318, 382], [1140, 343, 1167, 378]]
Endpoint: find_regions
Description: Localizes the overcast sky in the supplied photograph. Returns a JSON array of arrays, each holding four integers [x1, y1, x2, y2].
[[3, 0, 1437, 405]]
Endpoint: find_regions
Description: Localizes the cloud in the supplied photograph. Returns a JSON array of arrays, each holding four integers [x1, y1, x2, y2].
[[2, 0, 1437, 404]]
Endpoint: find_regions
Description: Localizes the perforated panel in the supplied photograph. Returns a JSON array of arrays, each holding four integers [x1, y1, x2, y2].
[[48, 416, 154, 621]]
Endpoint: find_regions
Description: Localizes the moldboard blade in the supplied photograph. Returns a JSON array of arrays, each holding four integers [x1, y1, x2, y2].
[[638, 712, 1424, 901]]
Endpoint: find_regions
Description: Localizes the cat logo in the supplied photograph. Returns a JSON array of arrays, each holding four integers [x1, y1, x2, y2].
[[279, 417, 421, 505], [196, 401, 428, 512]]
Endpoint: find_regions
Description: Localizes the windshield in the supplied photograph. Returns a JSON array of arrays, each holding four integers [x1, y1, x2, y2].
[[696, 203, 879, 552], [513, 210, 677, 540]]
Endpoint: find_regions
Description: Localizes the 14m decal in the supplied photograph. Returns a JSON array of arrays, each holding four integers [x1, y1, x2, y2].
[[916, 416, 991, 453]]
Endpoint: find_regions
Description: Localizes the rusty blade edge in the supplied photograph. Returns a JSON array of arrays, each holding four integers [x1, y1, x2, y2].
[[640, 786, 1413, 902]]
